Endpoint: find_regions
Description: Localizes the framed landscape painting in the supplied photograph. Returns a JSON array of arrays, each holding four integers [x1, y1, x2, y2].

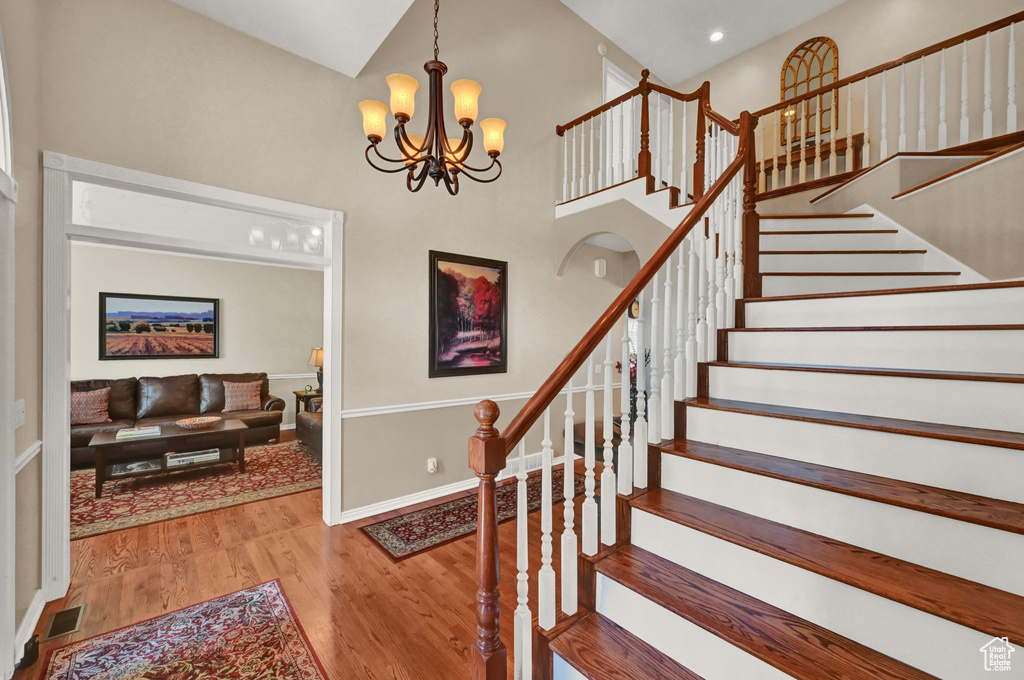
[[429, 251, 507, 378], [99, 292, 219, 360]]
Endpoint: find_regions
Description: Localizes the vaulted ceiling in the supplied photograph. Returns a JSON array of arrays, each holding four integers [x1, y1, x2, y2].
[[559, 0, 848, 85]]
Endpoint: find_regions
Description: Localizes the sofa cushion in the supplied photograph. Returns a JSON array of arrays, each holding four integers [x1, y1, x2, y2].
[[70, 387, 112, 425], [72, 378, 138, 421], [136, 374, 200, 419], [70, 419, 135, 449], [223, 380, 262, 412], [199, 373, 270, 414]]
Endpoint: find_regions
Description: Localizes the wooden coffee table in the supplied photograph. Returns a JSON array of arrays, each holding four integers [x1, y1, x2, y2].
[[88, 420, 248, 498]]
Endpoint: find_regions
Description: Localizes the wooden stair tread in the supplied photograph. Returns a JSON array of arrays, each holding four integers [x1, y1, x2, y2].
[[685, 396, 1024, 451], [760, 249, 927, 254], [761, 229, 897, 235], [761, 213, 875, 219], [659, 439, 1024, 535], [550, 613, 705, 680], [743, 278, 1024, 303], [707, 360, 1024, 383], [762, 271, 960, 277], [632, 489, 1024, 643], [726, 324, 1024, 332], [596, 545, 938, 680]]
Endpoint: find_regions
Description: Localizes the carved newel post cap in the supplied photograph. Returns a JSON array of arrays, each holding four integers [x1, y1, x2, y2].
[[474, 400, 500, 438], [640, 68, 650, 79]]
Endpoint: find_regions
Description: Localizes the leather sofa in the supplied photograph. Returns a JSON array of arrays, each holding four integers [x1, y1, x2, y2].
[[295, 396, 322, 460], [70, 372, 285, 467]]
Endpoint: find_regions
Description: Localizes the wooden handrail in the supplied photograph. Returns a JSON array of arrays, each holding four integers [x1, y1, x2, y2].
[[648, 82, 703, 103], [555, 85, 643, 136], [750, 10, 1024, 119], [498, 111, 757, 453]]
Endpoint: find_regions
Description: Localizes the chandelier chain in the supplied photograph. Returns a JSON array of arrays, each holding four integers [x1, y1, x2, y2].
[[433, 0, 440, 59]]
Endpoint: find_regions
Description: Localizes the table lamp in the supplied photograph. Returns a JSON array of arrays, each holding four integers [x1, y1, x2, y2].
[[307, 347, 324, 393]]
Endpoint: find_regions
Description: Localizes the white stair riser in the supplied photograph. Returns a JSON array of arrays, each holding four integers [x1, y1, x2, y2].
[[763, 274, 962, 296], [744, 286, 1024, 327], [727, 329, 1024, 374], [595, 575, 793, 680], [661, 454, 1024, 596], [552, 656, 587, 680], [632, 510, 995, 680], [706, 364, 1023, 431], [684, 406, 1024, 504], [759, 217, 880, 231], [760, 232, 896, 250], [760, 252, 925, 272]]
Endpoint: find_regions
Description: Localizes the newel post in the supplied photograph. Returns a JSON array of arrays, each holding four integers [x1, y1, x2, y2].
[[693, 81, 710, 200], [469, 400, 508, 680], [637, 69, 652, 181], [740, 111, 762, 298]]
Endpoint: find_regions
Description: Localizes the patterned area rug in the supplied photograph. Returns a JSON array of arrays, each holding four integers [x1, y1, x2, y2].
[[363, 469, 587, 561], [40, 581, 327, 680], [71, 441, 321, 539]]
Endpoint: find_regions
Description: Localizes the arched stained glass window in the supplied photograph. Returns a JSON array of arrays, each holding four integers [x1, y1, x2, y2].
[[780, 37, 838, 147]]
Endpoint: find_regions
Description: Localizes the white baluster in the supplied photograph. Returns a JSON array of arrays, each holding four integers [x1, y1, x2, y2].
[[881, 70, 889, 158], [604, 109, 612, 187], [560, 378, 577, 615], [513, 440, 532, 680], [732, 164, 744, 303], [648, 272, 662, 445], [617, 313, 633, 495], [845, 85, 853, 173], [695, 219, 709, 363], [939, 49, 948, 149], [598, 112, 606, 190], [631, 96, 638, 177], [675, 241, 688, 401], [773, 110, 781, 189], [715, 185, 727, 332], [961, 40, 970, 144], [565, 132, 573, 201], [786, 109, 795, 187], [705, 215, 719, 361], [570, 127, 578, 199], [579, 123, 586, 198], [898, 63, 907, 152], [619, 101, 627, 183], [681, 102, 689, 197], [1009, 24, 1018, 133], [634, 291, 648, 487], [653, 95, 662, 188], [759, 123, 767, 191], [863, 77, 872, 167], [814, 95, 823, 179], [984, 32, 993, 139], [588, 117, 596, 194], [830, 86, 839, 176], [601, 337, 617, 546], [662, 256, 674, 442], [667, 98, 675, 191], [686, 235, 699, 398], [918, 59, 927, 151], [798, 99, 808, 183], [582, 354, 598, 556], [538, 408, 556, 630]]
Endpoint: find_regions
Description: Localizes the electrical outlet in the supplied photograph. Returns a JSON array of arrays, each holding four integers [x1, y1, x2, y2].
[[427, 457, 438, 474], [12, 399, 24, 429]]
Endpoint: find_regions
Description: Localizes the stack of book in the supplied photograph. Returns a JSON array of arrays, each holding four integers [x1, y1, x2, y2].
[[114, 425, 161, 440]]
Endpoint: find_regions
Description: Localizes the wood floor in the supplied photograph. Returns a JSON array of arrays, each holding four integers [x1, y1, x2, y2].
[[16, 454, 581, 679]]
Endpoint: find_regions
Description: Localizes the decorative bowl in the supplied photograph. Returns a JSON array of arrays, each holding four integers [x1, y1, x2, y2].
[[175, 416, 222, 430]]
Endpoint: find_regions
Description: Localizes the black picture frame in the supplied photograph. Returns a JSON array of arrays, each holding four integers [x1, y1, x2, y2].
[[99, 292, 220, 360], [429, 250, 507, 378]]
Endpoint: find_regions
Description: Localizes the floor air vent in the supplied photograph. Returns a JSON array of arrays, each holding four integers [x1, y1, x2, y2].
[[42, 604, 85, 640]]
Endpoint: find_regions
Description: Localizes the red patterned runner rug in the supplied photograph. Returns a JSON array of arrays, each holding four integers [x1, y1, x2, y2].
[[362, 469, 587, 561], [40, 581, 327, 680], [71, 441, 321, 540]]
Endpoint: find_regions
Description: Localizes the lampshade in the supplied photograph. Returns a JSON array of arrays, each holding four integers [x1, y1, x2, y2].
[[445, 139, 466, 168], [307, 347, 324, 368], [358, 100, 388, 141], [479, 118, 506, 155], [401, 133, 425, 164], [386, 73, 419, 119], [450, 79, 482, 124]]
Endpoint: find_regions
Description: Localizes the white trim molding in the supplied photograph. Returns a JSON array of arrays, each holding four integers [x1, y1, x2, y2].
[[340, 450, 567, 524], [14, 440, 41, 475], [268, 373, 317, 381], [341, 383, 624, 420], [12, 589, 44, 667]]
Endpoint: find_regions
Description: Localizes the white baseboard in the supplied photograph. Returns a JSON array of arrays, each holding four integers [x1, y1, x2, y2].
[[340, 450, 570, 524], [13, 589, 44, 667]]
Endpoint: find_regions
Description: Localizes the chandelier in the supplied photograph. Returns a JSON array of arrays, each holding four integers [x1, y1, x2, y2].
[[358, 0, 505, 195]]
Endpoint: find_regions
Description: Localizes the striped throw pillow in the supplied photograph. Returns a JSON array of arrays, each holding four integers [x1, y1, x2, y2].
[[71, 387, 112, 425], [223, 380, 262, 412]]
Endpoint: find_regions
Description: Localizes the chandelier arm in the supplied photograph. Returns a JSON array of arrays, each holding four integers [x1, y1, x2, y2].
[[407, 164, 432, 192], [394, 125, 426, 162], [449, 128, 472, 160], [441, 168, 460, 196], [365, 145, 424, 173], [458, 159, 503, 184]]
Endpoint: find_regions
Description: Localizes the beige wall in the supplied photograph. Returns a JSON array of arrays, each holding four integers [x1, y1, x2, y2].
[[70, 245, 324, 426], [676, 0, 1023, 120]]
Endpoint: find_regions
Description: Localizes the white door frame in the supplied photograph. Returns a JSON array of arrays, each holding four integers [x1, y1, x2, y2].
[[41, 152, 344, 602]]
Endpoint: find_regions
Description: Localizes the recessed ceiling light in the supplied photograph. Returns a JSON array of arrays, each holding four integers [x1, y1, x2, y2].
[[709, 31, 724, 42]]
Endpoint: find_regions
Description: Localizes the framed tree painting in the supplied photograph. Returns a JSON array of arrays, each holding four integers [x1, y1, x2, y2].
[[429, 251, 507, 378], [99, 292, 220, 360]]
